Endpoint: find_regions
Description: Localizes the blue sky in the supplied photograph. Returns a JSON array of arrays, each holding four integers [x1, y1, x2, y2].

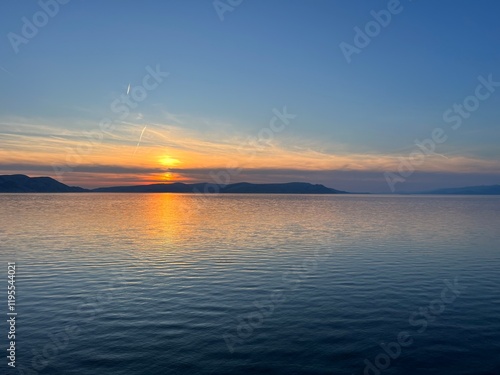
[[0, 0, 499, 192]]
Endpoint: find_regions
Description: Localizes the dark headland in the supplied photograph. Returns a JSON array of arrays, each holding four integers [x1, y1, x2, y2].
[[0, 175, 348, 194], [2, 175, 499, 195], [0, 174, 87, 193]]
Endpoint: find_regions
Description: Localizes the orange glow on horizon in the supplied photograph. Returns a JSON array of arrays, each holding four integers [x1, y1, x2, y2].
[[2, 118, 500, 188]]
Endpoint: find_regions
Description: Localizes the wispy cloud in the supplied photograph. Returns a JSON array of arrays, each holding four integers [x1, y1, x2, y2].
[[0, 65, 13, 76], [1, 115, 499, 190]]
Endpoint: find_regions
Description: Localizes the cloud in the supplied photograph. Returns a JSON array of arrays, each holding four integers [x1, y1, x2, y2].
[[0, 163, 166, 174], [1, 115, 499, 191]]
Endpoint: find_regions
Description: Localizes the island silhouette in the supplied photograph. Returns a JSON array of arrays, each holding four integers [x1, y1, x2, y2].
[[0, 174, 348, 194], [1, 174, 499, 195]]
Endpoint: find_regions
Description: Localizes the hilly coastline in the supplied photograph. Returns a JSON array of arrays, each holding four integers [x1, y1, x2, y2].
[[0, 175, 348, 194], [93, 181, 348, 194], [2, 175, 499, 195], [0, 174, 88, 193]]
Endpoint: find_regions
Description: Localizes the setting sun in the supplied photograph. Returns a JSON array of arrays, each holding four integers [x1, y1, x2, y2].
[[159, 156, 181, 167]]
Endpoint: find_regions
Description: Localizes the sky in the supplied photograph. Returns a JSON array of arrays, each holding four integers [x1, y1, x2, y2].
[[0, 0, 499, 193]]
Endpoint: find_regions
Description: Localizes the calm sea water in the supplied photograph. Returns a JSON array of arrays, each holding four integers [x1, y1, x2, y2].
[[2, 194, 500, 375]]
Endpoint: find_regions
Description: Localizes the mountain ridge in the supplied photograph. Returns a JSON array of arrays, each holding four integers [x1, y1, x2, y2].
[[419, 184, 500, 195], [0, 174, 88, 193], [92, 181, 349, 194], [2, 175, 499, 195], [0, 175, 348, 194]]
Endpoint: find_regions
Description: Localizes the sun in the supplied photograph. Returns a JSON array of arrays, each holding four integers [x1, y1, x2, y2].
[[158, 155, 180, 182], [159, 156, 180, 167]]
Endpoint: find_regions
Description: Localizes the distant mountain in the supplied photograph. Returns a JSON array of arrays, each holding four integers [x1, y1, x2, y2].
[[0, 174, 88, 193], [93, 181, 349, 194], [93, 182, 200, 193], [218, 182, 347, 194], [0, 175, 348, 194], [4, 175, 499, 195], [420, 185, 500, 195]]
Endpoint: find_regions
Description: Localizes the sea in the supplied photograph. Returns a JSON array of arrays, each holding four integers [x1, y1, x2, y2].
[[1, 193, 500, 375]]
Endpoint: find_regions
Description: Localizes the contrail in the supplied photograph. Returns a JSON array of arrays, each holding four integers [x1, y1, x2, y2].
[[134, 126, 147, 155], [127, 83, 131, 95], [0, 65, 13, 76], [434, 152, 449, 159]]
